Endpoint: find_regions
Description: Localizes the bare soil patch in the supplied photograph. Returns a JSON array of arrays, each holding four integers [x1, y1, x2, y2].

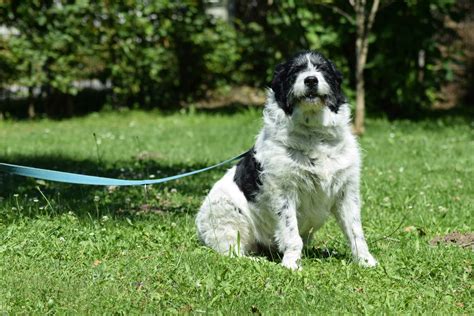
[[190, 86, 266, 109], [429, 232, 474, 250]]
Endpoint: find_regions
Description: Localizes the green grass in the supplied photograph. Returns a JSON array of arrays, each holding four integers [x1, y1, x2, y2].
[[0, 109, 472, 314]]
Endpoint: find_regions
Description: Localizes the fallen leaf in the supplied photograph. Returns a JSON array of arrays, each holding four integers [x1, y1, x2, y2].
[[403, 226, 426, 236], [179, 304, 193, 313]]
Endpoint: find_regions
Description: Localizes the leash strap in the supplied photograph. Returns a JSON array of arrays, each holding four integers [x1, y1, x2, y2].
[[0, 151, 248, 186]]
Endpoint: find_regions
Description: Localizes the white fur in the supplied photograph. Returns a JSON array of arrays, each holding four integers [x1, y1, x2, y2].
[[196, 59, 377, 270]]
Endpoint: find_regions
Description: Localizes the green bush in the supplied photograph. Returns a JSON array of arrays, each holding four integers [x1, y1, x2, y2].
[[367, 0, 459, 117], [0, 0, 464, 117], [1, 1, 241, 113]]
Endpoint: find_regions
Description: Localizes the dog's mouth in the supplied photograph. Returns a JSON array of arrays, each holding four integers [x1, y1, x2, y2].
[[302, 91, 326, 104]]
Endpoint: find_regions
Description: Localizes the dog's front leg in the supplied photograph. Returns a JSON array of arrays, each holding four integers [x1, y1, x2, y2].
[[274, 197, 303, 270], [333, 182, 378, 267]]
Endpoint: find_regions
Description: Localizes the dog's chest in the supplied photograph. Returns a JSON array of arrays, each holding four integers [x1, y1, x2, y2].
[[294, 145, 354, 232], [289, 143, 352, 195]]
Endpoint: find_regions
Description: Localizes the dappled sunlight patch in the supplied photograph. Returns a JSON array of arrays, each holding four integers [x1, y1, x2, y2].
[[403, 225, 426, 236]]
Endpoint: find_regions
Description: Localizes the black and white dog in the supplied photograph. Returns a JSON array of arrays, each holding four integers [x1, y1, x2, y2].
[[196, 51, 377, 270]]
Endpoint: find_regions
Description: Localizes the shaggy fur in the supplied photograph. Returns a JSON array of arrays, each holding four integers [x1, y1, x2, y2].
[[196, 51, 377, 270]]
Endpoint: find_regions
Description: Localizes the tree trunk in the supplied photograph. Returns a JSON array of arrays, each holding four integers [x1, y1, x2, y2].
[[27, 86, 35, 119], [352, 0, 380, 135], [354, 67, 365, 134], [354, 0, 366, 135]]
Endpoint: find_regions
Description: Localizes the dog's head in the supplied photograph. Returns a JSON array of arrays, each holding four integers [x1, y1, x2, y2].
[[271, 51, 345, 115]]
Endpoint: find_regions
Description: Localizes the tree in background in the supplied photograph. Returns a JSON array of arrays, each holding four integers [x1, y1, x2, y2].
[[311, 0, 384, 134], [0, 0, 466, 120], [351, 0, 381, 135], [314, 0, 461, 131]]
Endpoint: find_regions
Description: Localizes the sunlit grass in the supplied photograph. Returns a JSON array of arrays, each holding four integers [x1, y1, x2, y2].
[[0, 109, 472, 313]]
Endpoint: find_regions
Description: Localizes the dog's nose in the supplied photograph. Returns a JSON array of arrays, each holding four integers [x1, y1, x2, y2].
[[304, 76, 318, 87]]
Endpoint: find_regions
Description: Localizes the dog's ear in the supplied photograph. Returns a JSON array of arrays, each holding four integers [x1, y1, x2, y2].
[[326, 59, 346, 113], [271, 62, 286, 89], [271, 62, 293, 115], [327, 59, 343, 86]]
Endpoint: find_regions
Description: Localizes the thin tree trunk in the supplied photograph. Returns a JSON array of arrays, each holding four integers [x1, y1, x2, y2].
[[354, 0, 366, 135], [354, 67, 365, 134], [352, 0, 380, 135], [27, 86, 35, 118]]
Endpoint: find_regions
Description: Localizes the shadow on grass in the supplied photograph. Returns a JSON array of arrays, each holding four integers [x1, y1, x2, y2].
[[253, 243, 346, 264], [191, 102, 262, 116], [369, 105, 474, 127], [304, 246, 346, 261], [2, 97, 263, 121], [0, 154, 232, 222], [1, 155, 355, 264]]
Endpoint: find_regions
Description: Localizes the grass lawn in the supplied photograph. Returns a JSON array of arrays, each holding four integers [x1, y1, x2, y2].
[[0, 108, 472, 313]]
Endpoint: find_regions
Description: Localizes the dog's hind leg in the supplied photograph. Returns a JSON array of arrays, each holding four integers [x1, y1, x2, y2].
[[196, 195, 255, 257]]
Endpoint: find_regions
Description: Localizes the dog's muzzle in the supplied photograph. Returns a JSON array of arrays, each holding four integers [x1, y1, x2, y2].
[[302, 76, 326, 103]]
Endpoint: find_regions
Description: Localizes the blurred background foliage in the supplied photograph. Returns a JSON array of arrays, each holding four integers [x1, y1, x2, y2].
[[0, 0, 472, 119]]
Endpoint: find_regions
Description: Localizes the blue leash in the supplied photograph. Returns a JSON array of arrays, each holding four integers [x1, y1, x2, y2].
[[0, 151, 248, 186]]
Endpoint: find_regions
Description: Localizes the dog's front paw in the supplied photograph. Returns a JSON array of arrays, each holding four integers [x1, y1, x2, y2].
[[281, 256, 302, 271], [355, 253, 378, 268]]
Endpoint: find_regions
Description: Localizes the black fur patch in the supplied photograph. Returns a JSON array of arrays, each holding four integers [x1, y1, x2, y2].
[[233, 148, 263, 202], [271, 60, 305, 115]]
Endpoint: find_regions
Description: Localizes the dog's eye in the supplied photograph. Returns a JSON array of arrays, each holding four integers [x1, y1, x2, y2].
[[287, 66, 306, 77]]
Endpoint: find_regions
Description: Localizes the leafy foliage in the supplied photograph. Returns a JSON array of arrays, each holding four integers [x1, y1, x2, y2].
[[0, 0, 464, 117], [1, 1, 240, 112], [367, 0, 459, 117], [234, 0, 462, 116]]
